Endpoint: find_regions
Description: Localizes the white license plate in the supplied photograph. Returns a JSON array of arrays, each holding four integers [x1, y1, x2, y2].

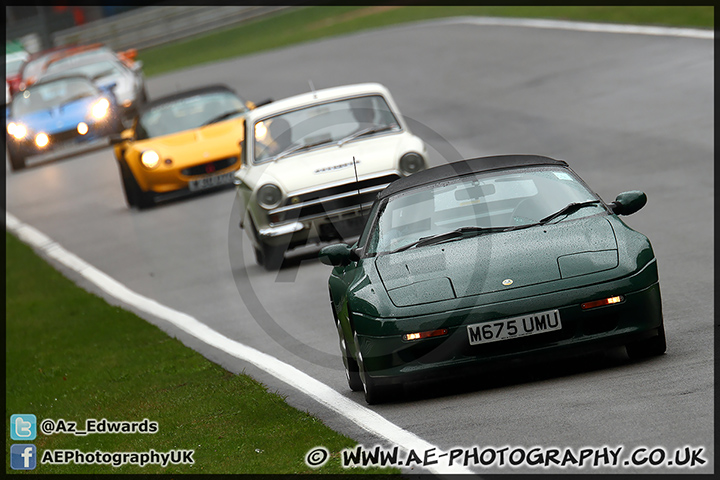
[[188, 171, 235, 191], [467, 309, 562, 345]]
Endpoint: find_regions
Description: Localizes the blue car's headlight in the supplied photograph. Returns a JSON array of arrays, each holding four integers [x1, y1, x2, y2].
[[7, 122, 27, 140], [91, 98, 111, 120]]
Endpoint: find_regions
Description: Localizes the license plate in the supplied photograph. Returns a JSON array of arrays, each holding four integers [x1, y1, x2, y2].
[[188, 171, 235, 191], [467, 309, 562, 345]]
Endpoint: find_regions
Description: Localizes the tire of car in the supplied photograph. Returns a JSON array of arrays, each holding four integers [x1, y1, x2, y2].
[[626, 325, 667, 360], [253, 246, 265, 266], [7, 145, 26, 171], [354, 332, 398, 404], [260, 242, 286, 271], [119, 161, 154, 209], [336, 316, 362, 391]]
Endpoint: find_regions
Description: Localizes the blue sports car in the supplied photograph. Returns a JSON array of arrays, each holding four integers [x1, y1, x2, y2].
[[6, 75, 122, 171]]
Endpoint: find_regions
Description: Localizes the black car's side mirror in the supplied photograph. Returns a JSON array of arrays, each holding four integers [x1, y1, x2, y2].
[[319, 243, 358, 266], [610, 190, 647, 216]]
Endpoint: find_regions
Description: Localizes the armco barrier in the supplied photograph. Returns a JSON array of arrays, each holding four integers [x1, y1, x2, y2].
[[52, 5, 295, 51]]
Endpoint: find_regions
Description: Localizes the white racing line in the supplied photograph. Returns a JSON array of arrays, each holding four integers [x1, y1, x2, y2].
[[5, 17, 711, 477]]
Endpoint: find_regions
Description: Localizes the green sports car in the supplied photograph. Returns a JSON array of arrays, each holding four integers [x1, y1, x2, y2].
[[320, 154, 666, 404]]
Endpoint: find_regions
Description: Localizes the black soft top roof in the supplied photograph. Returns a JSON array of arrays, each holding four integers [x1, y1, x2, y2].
[[379, 154, 569, 200], [138, 84, 242, 114]]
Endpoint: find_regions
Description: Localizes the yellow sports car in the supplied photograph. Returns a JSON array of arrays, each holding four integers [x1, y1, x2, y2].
[[111, 85, 267, 208]]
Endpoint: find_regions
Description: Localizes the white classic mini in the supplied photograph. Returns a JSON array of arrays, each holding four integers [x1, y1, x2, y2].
[[234, 83, 427, 270]]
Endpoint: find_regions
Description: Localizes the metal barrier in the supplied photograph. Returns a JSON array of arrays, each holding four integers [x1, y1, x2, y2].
[[52, 5, 296, 51]]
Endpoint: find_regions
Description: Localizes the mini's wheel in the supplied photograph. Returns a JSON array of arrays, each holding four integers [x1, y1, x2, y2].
[[260, 242, 286, 271]]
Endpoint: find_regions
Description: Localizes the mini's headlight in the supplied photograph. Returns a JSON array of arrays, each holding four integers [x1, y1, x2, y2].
[[35, 133, 49, 148], [141, 150, 160, 169], [91, 98, 110, 119], [257, 183, 283, 209], [8, 122, 27, 140], [399, 152, 425, 176]]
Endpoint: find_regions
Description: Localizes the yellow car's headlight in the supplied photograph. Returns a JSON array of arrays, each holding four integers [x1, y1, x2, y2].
[[141, 150, 160, 169], [8, 122, 27, 140], [91, 98, 110, 119]]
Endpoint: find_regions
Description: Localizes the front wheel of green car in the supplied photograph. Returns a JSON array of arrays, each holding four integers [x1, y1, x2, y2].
[[354, 332, 398, 404], [626, 325, 667, 360], [338, 321, 362, 391]]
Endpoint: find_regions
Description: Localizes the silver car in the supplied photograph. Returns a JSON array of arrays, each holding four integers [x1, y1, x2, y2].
[[40, 50, 147, 124]]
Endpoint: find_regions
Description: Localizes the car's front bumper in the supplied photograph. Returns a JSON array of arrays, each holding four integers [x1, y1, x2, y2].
[[136, 156, 240, 194], [7, 117, 120, 156], [353, 267, 664, 387]]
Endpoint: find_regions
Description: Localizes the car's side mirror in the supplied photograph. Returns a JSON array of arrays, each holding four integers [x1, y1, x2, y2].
[[319, 243, 359, 266], [132, 60, 143, 71], [610, 190, 647, 216], [109, 128, 134, 144]]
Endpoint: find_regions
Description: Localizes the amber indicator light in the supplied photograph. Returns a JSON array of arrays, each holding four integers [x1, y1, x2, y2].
[[581, 295, 624, 310], [403, 328, 449, 341]]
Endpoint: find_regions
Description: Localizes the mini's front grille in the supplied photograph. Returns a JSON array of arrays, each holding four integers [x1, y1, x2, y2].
[[181, 156, 238, 176], [275, 173, 400, 222], [291, 174, 400, 205]]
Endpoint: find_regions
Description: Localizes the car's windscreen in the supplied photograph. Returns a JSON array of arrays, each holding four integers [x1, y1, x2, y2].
[[44, 60, 122, 81], [252, 94, 400, 164], [135, 91, 248, 140], [11, 78, 99, 116], [366, 167, 601, 255]]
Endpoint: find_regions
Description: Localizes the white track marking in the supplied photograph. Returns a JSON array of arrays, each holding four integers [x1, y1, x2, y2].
[[417, 16, 713, 39], [6, 211, 472, 475]]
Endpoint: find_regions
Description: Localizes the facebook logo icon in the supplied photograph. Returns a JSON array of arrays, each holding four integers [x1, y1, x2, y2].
[[11, 414, 37, 440], [11, 444, 37, 470]]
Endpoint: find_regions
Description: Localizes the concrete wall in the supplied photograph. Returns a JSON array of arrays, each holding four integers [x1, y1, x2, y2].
[[52, 5, 296, 51]]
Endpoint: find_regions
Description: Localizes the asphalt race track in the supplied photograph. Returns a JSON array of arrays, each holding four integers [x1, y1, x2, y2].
[[6, 18, 713, 474]]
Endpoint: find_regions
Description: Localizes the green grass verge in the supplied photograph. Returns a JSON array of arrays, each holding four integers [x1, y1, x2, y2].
[[138, 6, 714, 77], [5, 232, 396, 474]]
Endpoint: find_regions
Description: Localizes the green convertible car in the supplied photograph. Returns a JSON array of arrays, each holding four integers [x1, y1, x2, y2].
[[320, 154, 666, 404]]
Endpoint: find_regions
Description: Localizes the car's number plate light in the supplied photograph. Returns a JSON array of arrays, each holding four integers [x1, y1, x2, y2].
[[466, 309, 562, 345]]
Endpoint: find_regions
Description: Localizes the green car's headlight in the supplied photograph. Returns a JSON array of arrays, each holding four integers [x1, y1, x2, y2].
[[91, 98, 110, 119], [399, 152, 425, 176], [257, 183, 283, 209], [141, 150, 160, 169]]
